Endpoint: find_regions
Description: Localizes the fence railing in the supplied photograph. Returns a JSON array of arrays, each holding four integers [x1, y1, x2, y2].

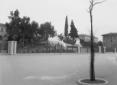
[[0, 41, 116, 54]]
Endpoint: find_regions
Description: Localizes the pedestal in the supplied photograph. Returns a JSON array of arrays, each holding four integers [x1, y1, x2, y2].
[[8, 41, 17, 55], [99, 46, 101, 53]]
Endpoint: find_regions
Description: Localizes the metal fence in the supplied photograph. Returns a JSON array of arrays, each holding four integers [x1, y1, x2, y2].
[[0, 41, 116, 54]]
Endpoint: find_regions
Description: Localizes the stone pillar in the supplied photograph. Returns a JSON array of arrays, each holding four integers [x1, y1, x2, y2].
[[8, 41, 17, 55], [114, 48, 116, 53], [103, 46, 106, 53], [99, 46, 102, 53], [78, 46, 80, 53], [14, 41, 17, 54]]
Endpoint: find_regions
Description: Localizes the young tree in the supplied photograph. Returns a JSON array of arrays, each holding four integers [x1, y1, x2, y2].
[[89, 0, 106, 81], [79, 0, 107, 84], [69, 20, 79, 40], [64, 16, 68, 37]]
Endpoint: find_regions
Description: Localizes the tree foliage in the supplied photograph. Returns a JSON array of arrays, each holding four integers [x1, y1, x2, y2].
[[6, 9, 21, 41], [6, 9, 56, 47], [6, 9, 39, 45], [58, 33, 64, 41], [69, 20, 79, 40], [39, 22, 56, 40], [64, 16, 68, 36]]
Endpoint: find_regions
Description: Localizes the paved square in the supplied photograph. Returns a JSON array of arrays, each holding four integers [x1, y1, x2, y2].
[[0, 53, 117, 85]]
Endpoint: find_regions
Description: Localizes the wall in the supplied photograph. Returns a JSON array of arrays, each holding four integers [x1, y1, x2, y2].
[[103, 35, 117, 52]]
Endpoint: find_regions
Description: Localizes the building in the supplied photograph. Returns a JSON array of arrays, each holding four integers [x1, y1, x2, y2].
[[102, 33, 117, 51], [79, 34, 98, 43], [0, 23, 7, 40], [0, 23, 7, 52]]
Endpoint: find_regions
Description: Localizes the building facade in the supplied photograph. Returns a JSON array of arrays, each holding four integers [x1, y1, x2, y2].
[[0, 23, 7, 51], [79, 34, 98, 43], [0, 23, 7, 40], [102, 33, 117, 51]]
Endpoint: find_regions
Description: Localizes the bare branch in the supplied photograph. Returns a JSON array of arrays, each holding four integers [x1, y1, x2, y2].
[[93, 0, 106, 6], [89, 0, 93, 10], [88, 0, 106, 12], [89, 0, 92, 4]]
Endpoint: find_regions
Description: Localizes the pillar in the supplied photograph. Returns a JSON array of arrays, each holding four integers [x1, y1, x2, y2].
[[8, 41, 17, 55], [99, 46, 102, 53], [103, 46, 106, 53], [78, 46, 80, 53], [114, 48, 116, 53]]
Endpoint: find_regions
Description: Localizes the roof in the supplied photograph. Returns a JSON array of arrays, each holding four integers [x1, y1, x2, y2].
[[79, 34, 90, 37], [102, 33, 117, 36], [79, 34, 98, 39]]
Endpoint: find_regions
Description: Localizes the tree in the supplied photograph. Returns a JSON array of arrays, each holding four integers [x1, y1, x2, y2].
[[30, 21, 39, 39], [97, 41, 103, 46], [20, 18, 40, 46], [6, 9, 21, 41], [58, 33, 64, 41], [64, 16, 68, 37], [6, 9, 40, 47], [89, 0, 106, 81], [19, 16, 31, 46], [69, 20, 79, 40], [79, 0, 107, 84], [39, 22, 56, 40]]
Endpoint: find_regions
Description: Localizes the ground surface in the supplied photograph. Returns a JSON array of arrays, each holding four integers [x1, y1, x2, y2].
[[0, 53, 117, 85]]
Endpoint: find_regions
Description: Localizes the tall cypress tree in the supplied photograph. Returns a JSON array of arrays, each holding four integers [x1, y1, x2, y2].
[[64, 16, 68, 37], [69, 20, 78, 40]]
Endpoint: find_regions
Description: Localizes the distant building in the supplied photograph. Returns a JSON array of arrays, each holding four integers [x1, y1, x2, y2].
[[0, 23, 7, 51], [0, 23, 7, 40], [102, 33, 117, 51], [79, 34, 98, 43]]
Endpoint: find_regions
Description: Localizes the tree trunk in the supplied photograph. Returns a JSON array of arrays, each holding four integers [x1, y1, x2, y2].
[[90, 10, 95, 81]]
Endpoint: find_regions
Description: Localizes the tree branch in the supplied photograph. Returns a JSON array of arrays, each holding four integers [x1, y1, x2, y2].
[[88, 0, 94, 12], [88, 0, 106, 12], [93, 0, 106, 6], [89, 0, 93, 4]]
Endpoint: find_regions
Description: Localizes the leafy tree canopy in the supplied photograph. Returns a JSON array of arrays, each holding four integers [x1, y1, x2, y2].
[[6, 9, 56, 47], [6, 9, 39, 44], [39, 22, 56, 40], [69, 20, 79, 40], [6, 9, 21, 41]]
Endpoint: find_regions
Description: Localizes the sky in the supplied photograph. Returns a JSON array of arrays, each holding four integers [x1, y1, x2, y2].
[[0, 0, 117, 40]]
